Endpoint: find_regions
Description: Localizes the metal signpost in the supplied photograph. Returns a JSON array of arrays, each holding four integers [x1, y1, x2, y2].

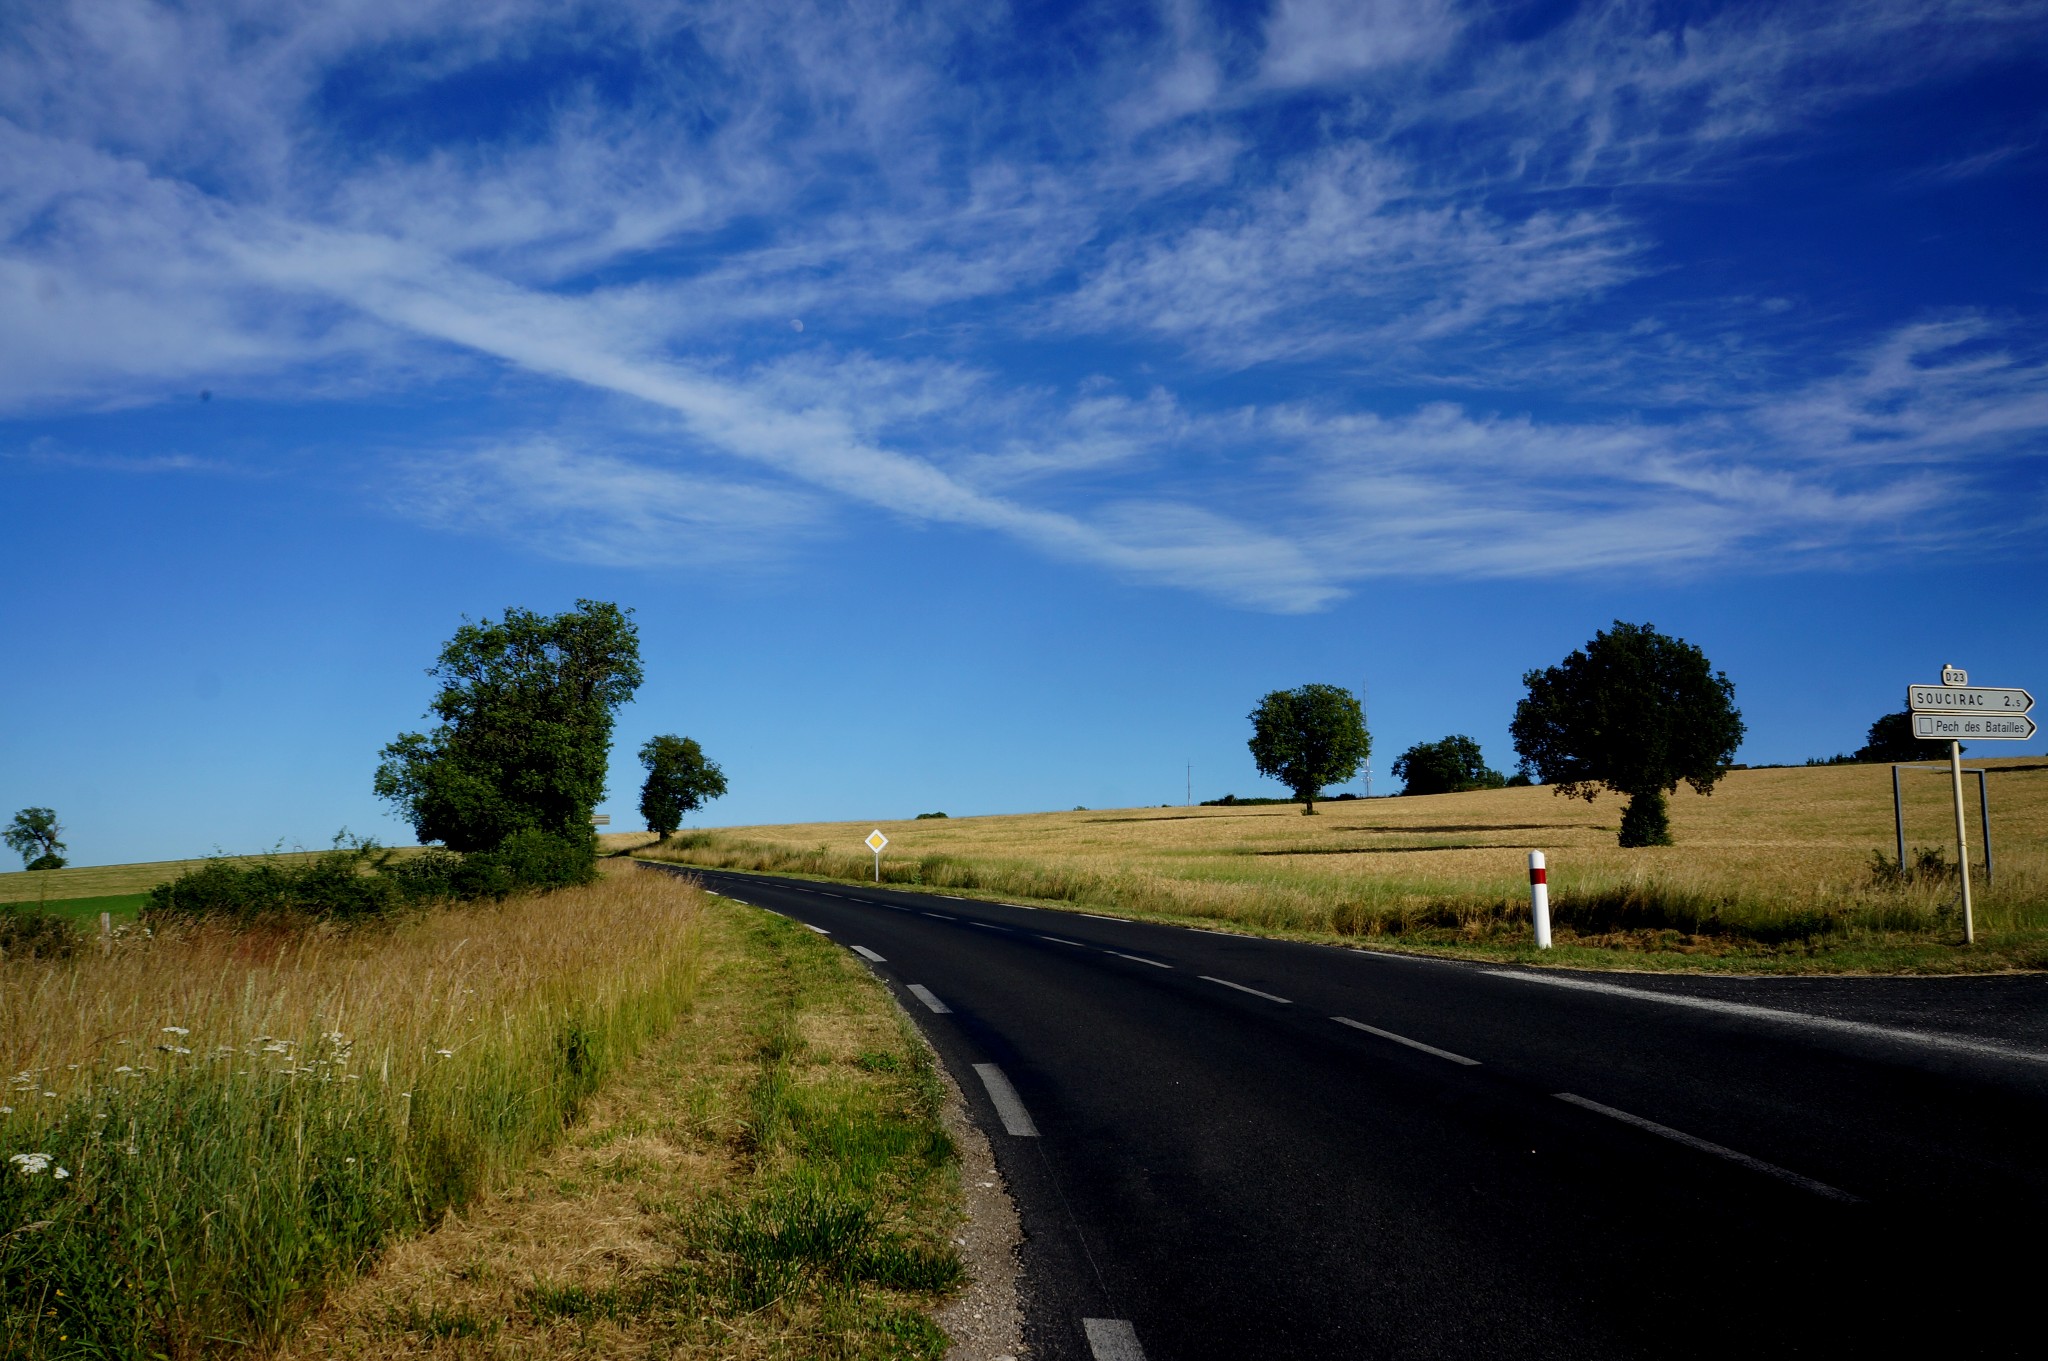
[[866, 829, 888, 882], [1909, 665, 2035, 945]]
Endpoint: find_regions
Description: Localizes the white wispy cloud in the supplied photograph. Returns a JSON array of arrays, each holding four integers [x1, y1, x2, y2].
[[1, 0, 2043, 612]]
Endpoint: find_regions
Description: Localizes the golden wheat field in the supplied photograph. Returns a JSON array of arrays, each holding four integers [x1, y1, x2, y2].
[[642, 758, 2048, 970]]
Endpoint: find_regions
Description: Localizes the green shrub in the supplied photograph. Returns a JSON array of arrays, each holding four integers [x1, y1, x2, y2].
[[145, 831, 597, 925], [0, 907, 82, 959]]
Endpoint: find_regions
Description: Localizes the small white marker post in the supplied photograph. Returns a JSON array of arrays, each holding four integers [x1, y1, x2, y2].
[[865, 829, 888, 882], [1529, 851, 1552, 949]]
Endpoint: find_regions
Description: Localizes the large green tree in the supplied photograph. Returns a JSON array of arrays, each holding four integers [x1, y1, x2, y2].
[[1510, 621, 1744, 847], [4, 807, 66, 871], [1247, 684, 1370, 814], [1393, 735, 1506, 796], [1854, 710, 1937, 763], [638, 735, 728, 839], [374, 600, 643, 853]]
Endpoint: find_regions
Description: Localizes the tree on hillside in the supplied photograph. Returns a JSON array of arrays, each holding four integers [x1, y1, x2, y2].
[[1854, 710, 1940, 763], [1247, 684, 1370, 815], [374, 601, 643, 857], [1392, 735, 1507, 796], [4, 807, 67, 871], [1510, 621, 1745, 847], [638, 735, 728, 839]]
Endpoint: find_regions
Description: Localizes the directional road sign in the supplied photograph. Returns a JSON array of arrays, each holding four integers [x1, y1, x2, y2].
[[1914, 712, 2036, 742], [866, 829, 889, 853], [1907, 685, 2034, 716]]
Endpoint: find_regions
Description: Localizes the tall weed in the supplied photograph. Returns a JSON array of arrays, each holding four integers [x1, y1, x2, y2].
[[0, 867, 702, 1358]]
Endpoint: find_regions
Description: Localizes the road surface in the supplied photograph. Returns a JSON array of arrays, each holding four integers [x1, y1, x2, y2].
[[644, 863, 2045, 1359]]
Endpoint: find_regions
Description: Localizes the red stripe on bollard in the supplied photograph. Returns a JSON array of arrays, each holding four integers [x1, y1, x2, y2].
[[1529, 867, 1547, 884]]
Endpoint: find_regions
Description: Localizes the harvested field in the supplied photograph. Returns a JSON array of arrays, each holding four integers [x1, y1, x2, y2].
[[640, 759, 2048, 972]]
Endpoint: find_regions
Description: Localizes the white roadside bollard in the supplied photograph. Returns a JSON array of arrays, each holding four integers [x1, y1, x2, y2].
[[1529, 851, 1552, 949]]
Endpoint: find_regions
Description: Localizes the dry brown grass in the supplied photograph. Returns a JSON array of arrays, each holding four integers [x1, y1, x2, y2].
[[642, 759, 2048, 971], [277, 896, 963, 1361], [2, 860, 697, 1098], [0, 865, 707, 1359]]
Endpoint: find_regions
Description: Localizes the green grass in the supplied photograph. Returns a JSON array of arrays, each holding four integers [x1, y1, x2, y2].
[[0, 869, 704, 1360], [0, 848, 427, 905], [2, 892, 150, 925], [284, 895, 967, 1361]]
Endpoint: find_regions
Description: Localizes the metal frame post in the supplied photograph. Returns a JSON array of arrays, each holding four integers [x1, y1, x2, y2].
[[1949, 741, 1974, 944], [1892, 765, 1905, 873], [1978, 769, 1991, 885]]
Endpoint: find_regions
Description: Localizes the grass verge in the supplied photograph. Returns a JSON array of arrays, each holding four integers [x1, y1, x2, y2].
[[637, 761, 2048, 973], [0, 863, 703, 1358], [278, 878, 964, 1360]]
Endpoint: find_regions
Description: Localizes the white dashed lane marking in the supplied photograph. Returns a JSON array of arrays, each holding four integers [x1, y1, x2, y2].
[[851, 946, 886, 962], [923, 912, 955, 921], [1083, 1318, 1148, 1360], [1106, 951, 1171, 969], [972, 1063, 1040, 1137], [907, 984, 952, 1014], [1553, 1092, 1860, 1202], [1200, 975, 1290, 1004], [1332, 1017, 1480, 1066], [1040, 936, 1087, 947]]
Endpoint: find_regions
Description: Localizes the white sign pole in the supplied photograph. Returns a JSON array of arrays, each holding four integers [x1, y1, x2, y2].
[[1529, 851, 1552, 949], [865, 829, 888, 882], [1950, 741, 1974, 944]]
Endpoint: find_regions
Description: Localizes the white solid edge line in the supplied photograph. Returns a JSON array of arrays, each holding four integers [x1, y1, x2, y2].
[[1331, 1016, 1480, 1066], [908, 984, 951, 1014], [1490, 970, 2048, 1066], [1107, 951, 1172, 969], [972, 1063, 1039, 1137], [851, 945, 886, 962], [1078, 913, 1130, 922], [1553, 1092, 1860, 1203], [1199, 975, 1291, 1004], [804, 924, 830, 934], [1083, 1317, 1148, 1361]]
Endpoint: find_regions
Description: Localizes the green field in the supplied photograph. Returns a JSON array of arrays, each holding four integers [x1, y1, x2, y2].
[[0, 847, 431, 912], [640, 758, 2048, 973]]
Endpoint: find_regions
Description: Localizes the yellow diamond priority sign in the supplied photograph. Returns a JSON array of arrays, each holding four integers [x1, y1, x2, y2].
[[866, 830, 888, 853]]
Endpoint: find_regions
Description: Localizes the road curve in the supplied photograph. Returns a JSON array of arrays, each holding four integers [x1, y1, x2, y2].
[[643, 863, 2046, 1360]]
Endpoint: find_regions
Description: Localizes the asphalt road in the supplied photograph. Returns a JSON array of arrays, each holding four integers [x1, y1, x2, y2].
[[643, 863, 2047, 1360]]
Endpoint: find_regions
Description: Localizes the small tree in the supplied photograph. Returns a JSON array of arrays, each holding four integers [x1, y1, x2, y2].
[[375, 600, 642, 857], [1510, 621, 1745, 847], [1392, 735, 1506, 796], [1247, 684, 1370, 814], [638, 735, 728, 839], [1855, 710, 1939, 763], [5, 808, 67, 871]]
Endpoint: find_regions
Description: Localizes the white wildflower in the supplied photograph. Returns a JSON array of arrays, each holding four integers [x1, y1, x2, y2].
[[53, 1167, 69, 1180], [0, 1106, 12, 1114], [161, 1026, 190, 1037], [262, 1042, 290, 1054], [113, 1066, 134, 1075], [10, 1153, 52, 1176], [435, 1049, 454, 1058]]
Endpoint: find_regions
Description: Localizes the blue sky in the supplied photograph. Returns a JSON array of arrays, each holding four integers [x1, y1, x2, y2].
[[3, 0, 2045, 867]]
